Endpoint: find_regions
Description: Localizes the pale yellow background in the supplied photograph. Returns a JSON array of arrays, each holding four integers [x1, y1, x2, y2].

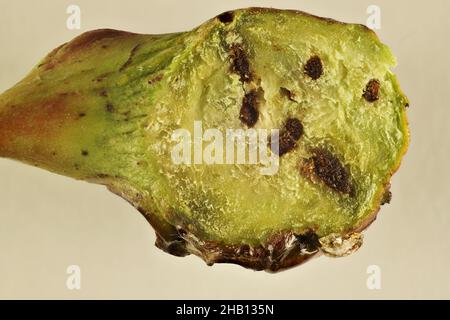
[[0, 0, 449, 299]]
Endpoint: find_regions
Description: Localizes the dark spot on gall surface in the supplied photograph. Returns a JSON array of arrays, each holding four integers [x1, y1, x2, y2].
[[381, 189, 392, 205], [304, 55, 323, 80], [106, 103, 114, 113], [81, 150, 89, 156], [277, 137, 296, 156], [280, 87, 296, 101], [78, 112, 86, 118], [240, 89, 261, 127], [148, 74, 163, 85], [230, 44, 252, 83], [273, 118, 304, 156], [295, 230, 321, 253], [310, 149, 353, 195], [363, 79, 380, 102], [218, 11, 234, 24], [285, 118, 303, 141], [100, 90, 108, 97]]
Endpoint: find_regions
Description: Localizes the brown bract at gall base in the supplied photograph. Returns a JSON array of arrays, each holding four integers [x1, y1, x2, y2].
[[0, 7, 409, 272]]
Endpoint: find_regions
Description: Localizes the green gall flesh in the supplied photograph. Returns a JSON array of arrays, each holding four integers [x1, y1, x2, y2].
[[0, 8, 409, 271]]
